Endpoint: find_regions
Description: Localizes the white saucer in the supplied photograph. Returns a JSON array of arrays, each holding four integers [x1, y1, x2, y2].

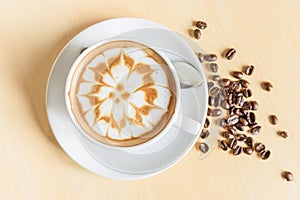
[[46, 18, 208, 180]]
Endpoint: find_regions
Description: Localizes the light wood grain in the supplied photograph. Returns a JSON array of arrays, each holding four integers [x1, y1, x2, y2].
[[1, 0, 300, 199]]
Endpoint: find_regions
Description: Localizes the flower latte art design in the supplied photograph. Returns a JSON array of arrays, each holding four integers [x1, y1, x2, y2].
[[67, 41, 177, 147]]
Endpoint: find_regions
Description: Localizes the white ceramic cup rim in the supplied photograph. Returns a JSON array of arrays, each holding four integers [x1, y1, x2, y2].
[[65, 38, 182, 151]]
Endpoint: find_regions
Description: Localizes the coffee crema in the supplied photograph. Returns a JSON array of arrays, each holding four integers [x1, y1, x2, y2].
[[67, 40, 177, 147]]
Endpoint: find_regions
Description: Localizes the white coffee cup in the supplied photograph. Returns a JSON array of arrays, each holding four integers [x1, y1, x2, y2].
[[65, 38, 202, 151]]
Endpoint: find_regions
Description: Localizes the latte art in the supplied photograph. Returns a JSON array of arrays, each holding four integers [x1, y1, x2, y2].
[[67, 41, 177, 147]]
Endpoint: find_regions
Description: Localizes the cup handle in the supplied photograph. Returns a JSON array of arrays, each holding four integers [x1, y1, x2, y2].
[[173, 115, 202, 136]]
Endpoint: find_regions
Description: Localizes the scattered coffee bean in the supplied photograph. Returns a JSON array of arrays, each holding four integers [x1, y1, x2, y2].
[[235, 96, 244, 107], [207, 81, 214, 90], [207, 108, 212, 116], [243, 89, 252, 98], [227, 115, 239, 125], [193, 29, 201, 39], [195, 21, 207, 30], [224, 48, 236, 60], [243, 147, 253, 155], [277, 131, 288, 138], [232, 71, 243, 79], [236, 133, 247, 142], [199, 142, 209, 153], [239, 117, 248, 126], [242, 101, 251, 110], [245, 137, 254, 148], [220, 140, 228, 151], [210, 63, 218, 73], [269, 115, 278, 125], [282, 171, 293, 182], [214, 96, 222, 107], [221, 131, 230, 138], [80, 47, 88, 54], [204, 54, 217, 62], [220, 118, 227, 128], [197, 52, 204, 63], [221, 100, 230, 110], [204, 118, 210, 128], [260, 150, 271, 160], [212, 75, 221, 81], [254, 143, 265, 153], [248, 122, 258, 128], [219, 78, 231, 87], [235, 123, 244, 131], [210, 87, 220, 95], [227, 126, 237, 136], [244, 65, 254, 76], [200, 129, 210, 139], [250, 101, 258, 110], [247, 112, 256, 124], [262, 81, 273, 92], [227, 138, 237, 149], [232, 146, 242, 156], [250, 126, 261, 136], [240, 79, 249, 88], [212, 109, 222, 116], [208, 96, 214, 106]]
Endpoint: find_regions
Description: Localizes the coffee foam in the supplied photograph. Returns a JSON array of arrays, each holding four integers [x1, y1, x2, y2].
[[68, 40, 177, 147]]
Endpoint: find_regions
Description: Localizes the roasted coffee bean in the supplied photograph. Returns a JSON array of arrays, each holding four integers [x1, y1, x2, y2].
[[282, 171, 293, 182], [204, 54, 217, 62], [250, 126, 261, 136], [240, 79, 249, 88], [193, 29, 201, 39], [227, 138, 237, 149], [228, 126, 237, 136], [232, 146, 242, 156], [212, 75, 221, 81], [245, 137, 254, 148], [277, 131, 288, 138], [227, 115, 239, 125], [260, 150, 271, 160], [236, 133, 247, 142], [221, 131, 230, 138], [244, 65, 254, 76], [228, 93, 234, 105], [197, 52, 204, 63], [247, 112, 256, 124], [199, 142, 209, 153], [210, 63, 218, 73], [214, 96, 222, 107], [254, 143, 265, 153], [229, 106, 235, 115], [239, 117, 248, 126], [269, 115, 278, 125], [208, 96, 214, 106], [200, 129, 209, 139], [234, 108, 245, 116], [235, 123, 244, 131], [232, 71, 243, 79], [220, 140, 228, 151], [207, 81, 214, 90], [195, 21, 207, 29], [250, 101, 258, 110], [80, 47, 88, 54], [231, 81, 242, 92], [207, 108, 212, 116], [220, 119, 227, 128], [210, 87, 220, 95], [262, 81, 273, 92], [243, 147, 253, 155], [242, 101, 251, 110], [212, 109, 222, 116], [221, 100, 230, 110], [224, 48, 236, 60], [219, 78, 231, 87], [218, 92, 225, 101], [243, 89, 252, 98], [204, 118, 210, 128], [235, 96, 244, 107]]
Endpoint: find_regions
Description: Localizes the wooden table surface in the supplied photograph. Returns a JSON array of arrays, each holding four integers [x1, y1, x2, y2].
[[1, 0, 300, 199]]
